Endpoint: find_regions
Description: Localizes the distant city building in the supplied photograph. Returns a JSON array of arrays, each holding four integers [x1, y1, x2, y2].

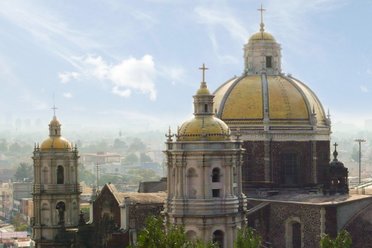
[[32, 114, 81, 248], [81, 152, 121, 165]]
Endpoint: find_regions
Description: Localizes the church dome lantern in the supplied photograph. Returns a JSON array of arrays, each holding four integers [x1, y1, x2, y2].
[[177, 64, 230, 142]]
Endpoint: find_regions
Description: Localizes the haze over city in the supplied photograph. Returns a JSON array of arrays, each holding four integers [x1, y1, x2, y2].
[[0, 0, 372, 134]]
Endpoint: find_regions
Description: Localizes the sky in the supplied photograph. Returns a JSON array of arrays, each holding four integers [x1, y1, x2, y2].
[[1, 0, 372, 134]]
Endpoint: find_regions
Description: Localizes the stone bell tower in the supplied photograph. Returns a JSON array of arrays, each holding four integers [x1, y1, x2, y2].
[[164, 65, 247, 248], [32, 111, 81, 248]]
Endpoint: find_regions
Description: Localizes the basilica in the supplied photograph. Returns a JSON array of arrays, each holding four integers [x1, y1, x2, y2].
[[31, 7, 372, 248]]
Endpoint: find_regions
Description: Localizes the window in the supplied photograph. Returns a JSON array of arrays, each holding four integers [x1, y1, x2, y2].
[[57, 166, 64, 184], [204, 104, 208, 113], [266, 56, 272, 68], [212, 189, 220, 197], [213, 230, 224, 248], [212, 168, 220, 182]]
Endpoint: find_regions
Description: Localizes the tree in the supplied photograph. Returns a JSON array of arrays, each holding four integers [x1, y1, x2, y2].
[[234, 226, 262, 248], [14, 163, 33, 181], [320, 230, 352, 248], [128, 138, 146, 152], [123, 153, 139, 165], [140, 152, 153, 163], [131, 216, 216, 248]]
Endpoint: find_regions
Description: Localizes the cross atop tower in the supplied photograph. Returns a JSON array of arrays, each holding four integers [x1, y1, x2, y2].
[[257, 4, 266, 32], [333, 142, 338, 151], [52, 104, 58, 117], [199, 63, 208, 83]]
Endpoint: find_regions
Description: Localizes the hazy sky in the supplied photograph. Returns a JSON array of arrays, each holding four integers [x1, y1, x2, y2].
[[1, 0, 372, 133]]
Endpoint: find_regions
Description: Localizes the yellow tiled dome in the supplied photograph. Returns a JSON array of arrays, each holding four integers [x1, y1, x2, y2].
[[214, 75, 327, 127], [40, 137, 72, 150], [249, 31, 276, 42], [178, 116, 230, 141], [39, 116, 72, 151]]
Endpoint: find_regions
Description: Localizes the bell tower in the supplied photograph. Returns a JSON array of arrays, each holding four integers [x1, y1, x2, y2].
[[32, 112, 81, 248], [164, 65, 247, 248]]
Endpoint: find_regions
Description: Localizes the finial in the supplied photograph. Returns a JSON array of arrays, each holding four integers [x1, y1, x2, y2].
[[52, 104, 58, 118], [333, 142, 338, 161], [257, 4, 266, 32], [199, 63, 208, 84], [165, 126, 174, 142], [327, 109, 331, 119]]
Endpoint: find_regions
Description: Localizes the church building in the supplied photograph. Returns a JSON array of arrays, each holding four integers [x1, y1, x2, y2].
[[32, 113, 81, 248], [213, 7, 331, 193]]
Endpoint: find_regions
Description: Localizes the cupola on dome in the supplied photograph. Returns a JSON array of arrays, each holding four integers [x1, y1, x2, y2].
[[177, 65, 230, 142], [40, 115, 72, 151]]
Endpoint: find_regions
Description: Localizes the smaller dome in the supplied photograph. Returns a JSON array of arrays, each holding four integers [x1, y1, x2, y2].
[[40, 137, 72, 151], [196, 81, 210, 95], [249, 31, 276, 42], [178, 116, 230, 141], [49, 117, 61, 126]]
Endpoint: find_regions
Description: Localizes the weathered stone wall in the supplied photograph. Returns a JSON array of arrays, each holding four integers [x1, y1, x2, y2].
[[242, 140, 329, 190], [269, 202, 321, 248]]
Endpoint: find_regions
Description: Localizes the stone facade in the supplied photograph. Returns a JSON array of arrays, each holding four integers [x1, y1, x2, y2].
[[32, 116, 81, 248], [164, 79, 247, 248]]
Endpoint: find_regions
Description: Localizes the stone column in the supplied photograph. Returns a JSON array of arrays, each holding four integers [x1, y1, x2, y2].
[[312, 141, 317, 184]]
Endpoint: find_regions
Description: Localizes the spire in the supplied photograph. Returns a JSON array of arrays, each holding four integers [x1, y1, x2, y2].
[[49, 104, 61, 137], [198, 63, 208, 90], [332, 142, 338, 161], [258, 4, 266, 32], [194, 64, 213, 116]]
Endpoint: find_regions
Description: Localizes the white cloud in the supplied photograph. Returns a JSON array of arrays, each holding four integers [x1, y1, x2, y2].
[[194, 6, 245, 64], [61, 54, 157, 100], [63, 92, 73, 98], [360, 85, 369, 93], [195, 6, 247, 42], [59, 72, 80, 83], [159, 66, 185, 85]]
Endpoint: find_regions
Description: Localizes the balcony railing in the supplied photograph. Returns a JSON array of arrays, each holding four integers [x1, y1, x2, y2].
[[33, 184, 82, 194]]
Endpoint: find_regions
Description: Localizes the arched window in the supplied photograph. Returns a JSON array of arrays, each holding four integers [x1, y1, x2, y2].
[[212, 168, 220, 182], [213, 230, 224, 248], [57, 165, 64, 184], [285, 217, 302, 248]]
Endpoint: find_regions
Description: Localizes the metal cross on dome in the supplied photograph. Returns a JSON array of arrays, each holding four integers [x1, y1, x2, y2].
[[333, 142, 338, 150], [52, 104, 58, 117], [199, 63, 208, 83], [257, 4, 266, 24]]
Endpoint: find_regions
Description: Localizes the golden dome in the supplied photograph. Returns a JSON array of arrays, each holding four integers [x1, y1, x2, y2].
[[195, 81, 211, 95], [214, 75, 328, 128], [49, 117, 61, 126], [178, 116, 230, 141], [40, 137, 72, 151], [249, 31, 276, 42]]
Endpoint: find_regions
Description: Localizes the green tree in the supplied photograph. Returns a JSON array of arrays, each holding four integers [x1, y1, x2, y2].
[[128, 138, 146, 152], [320, 230, 352, 248], [131, 216, 216, 248], [140, 152, 153, 163], [14, 163, 33, 181], [123, 153, 139, 165], [234, 226, 262, 248]]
